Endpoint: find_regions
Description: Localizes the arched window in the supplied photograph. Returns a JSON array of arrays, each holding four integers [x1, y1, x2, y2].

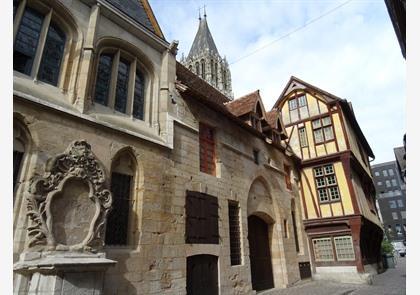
[[93, 49, 146, 120], [210, 59, 214, 82], [201, 59, 205, 79], [195, 62, 200, 75], [222, 70, 227, 90], [214, 62, 218, 85], [13, 2, 67, 86], [105, 150, 137, 246], [13, 120, 30, 203]]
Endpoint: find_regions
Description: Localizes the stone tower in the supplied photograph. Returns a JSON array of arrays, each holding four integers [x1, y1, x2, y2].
[[181, 12, 233, 99]]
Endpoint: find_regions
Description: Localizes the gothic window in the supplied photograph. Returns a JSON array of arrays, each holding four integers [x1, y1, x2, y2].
[[13, 121, 30, 204], [228, 201, 241, 265], [105, 151, 136, 246], [93, 50, 146, 120], [13, 4, 66, 86], [312, 116, 334, 144], [214, 62, 218, 85], [186, 191, 219, 244], [199, 123, 216, 175], [210, 59, 214, 82], [314, 164, 341, 203], [291, 203, 300, 252], [222, 70, 227, 90], [201, 59, 205, 79], [195, 62, 199, 75], [288, 94, 309, 122]]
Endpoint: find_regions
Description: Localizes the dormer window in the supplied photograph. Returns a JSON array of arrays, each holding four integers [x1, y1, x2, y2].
[[289, 94, 309, 122], [93, 49, 146, 120]]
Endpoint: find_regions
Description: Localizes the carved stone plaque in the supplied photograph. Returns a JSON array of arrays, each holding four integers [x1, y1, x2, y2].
[[25, 141, 112, 252]]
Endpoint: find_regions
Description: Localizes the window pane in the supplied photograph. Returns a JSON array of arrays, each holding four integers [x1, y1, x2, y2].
[[290, 109, 299, 122], [392, 212, 398, 220], [94, 54, 113, 106], [401, 211, 406, 219], [314, 167, 323, 177], [375, 171, 380, 176], [322, 116, 331, 126], [289, 98, 297, 110], [298, 128, 308, 147], [133, 70, 145, 120], [114, 59, 130, 113], [334, 236, 355, 261], [315, 177, 326, 188], [298, 95, 307, 106], [228, 202, 241, 265], [329, 186, 340, 201], [386, 180, 391, 187], [299, 106, 309, 119], [324, 165, 334, 175], [38, 22, 66, 86], [326, 175, 337, 185], [324, 126, 334, 141], [388, 169, 394, 176], [313, 238, 334, 261], [14, 7, 44, 75], [383, 170, 388, 177], [312, 119, 321, 129], [318, 188, 328, 202], [314, 129, 324, 144], [397, 199, 404, 207], [391, 179, 397, 186]]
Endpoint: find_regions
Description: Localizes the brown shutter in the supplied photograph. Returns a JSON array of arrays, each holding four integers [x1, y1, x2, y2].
[[199, 123, 216, 175]]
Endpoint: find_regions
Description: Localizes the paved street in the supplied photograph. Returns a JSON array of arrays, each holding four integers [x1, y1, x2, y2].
[[263, 256, 406, 295]]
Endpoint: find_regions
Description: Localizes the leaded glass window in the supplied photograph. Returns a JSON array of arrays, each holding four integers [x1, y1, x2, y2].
[[133, 70, 145, 120], [312, 116, 334, 144], [114, 59, 130, 113], [314, 164, 341, 203], [13, 7, 44, 75], [313, 238, 334, 261], [298, 127, 308, 147], [94, 54, 113, 106], [38, 22, 66, 86], [288, 94, 308, 122], [334, 236, 355, 261]]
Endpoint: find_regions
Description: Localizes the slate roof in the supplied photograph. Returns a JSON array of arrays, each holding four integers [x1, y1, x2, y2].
[[104, 0, 164, 38], [224, 90, 261, 117], [187, 16, 220, 59]]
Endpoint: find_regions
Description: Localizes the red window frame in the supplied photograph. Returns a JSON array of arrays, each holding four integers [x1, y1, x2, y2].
[[199, 123, 216, 175]]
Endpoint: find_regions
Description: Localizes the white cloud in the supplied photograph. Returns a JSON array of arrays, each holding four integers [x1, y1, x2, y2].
[[150, 0, 406, 163]]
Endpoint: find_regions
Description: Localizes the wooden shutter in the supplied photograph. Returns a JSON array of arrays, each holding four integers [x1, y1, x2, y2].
[[186, 191, 219, 244], [199, 123, 216, 175], [105, 172, 132, 245]]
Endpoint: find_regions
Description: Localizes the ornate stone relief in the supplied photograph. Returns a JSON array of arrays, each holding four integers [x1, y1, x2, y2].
[[25, 140, 112, 252]]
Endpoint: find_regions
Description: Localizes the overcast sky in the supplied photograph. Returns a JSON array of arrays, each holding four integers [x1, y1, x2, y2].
[[150, 0, 406, 164]]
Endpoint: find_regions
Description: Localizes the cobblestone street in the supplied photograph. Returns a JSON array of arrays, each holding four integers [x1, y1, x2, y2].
[[263, 256, 406, 295]]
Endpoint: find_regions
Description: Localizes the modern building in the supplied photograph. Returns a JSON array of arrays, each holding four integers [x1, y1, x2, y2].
[[13, 1, 311, 294], [273, 76, 384, 283], [371, 161, 406, 242]]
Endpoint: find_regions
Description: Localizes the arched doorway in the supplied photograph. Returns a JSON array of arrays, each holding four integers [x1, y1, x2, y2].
[[186, 254, 218, 295], [248, 215, 274, 291]]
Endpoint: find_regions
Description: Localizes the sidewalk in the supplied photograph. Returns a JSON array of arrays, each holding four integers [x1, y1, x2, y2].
[[266, 256, 406, 295]]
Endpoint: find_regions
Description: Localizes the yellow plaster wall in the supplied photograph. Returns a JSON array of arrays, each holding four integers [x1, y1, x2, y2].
[[282, 101, 291, 125], [320, 204, 332, 218], [315, 145, 326, 157], [333, 162, 354, 215], [332, 113, 347, 151], [305, 121, 316, 158], [302, 168, 319, 220], [306, 93, 320, 117], [325, 141, 337, 154], [331, 202, 343, 216]]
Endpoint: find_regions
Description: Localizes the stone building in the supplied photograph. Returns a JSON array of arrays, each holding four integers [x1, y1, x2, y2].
[[13, 0, 310, 294], [371, 161, 406, 242], [273, 77, 384, 283], [180, 12, 233, 99]]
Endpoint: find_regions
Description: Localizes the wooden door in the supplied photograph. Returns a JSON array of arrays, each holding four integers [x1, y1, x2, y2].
[[248, 215, 274, 291], [187, 255, 218, 295]]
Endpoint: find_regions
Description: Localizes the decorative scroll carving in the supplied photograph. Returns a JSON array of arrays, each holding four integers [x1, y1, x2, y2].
[[26, 141, 112, 252]]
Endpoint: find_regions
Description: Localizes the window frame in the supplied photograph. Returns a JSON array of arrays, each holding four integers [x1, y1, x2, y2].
[[298, 127, 309, 147], [333, 236, 355, 261], [199, 122, 216, 175], [313, 164, 341, 203], [228, 201, 242, 266], [288, 93, 309, 122], [312, 116, 335, 145], [312, 237, 334, 262], [13, 1, 71, 89], [92, 47, 149, 121]]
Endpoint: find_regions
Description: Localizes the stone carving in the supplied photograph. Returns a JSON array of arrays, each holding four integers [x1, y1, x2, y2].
[[26, 140, 112, 252]]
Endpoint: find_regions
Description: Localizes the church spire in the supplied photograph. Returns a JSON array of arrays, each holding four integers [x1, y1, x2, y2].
[[182, 11, 233, 99]]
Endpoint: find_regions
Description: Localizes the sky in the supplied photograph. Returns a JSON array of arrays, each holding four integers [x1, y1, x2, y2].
[[149, 0, 406, 164]]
